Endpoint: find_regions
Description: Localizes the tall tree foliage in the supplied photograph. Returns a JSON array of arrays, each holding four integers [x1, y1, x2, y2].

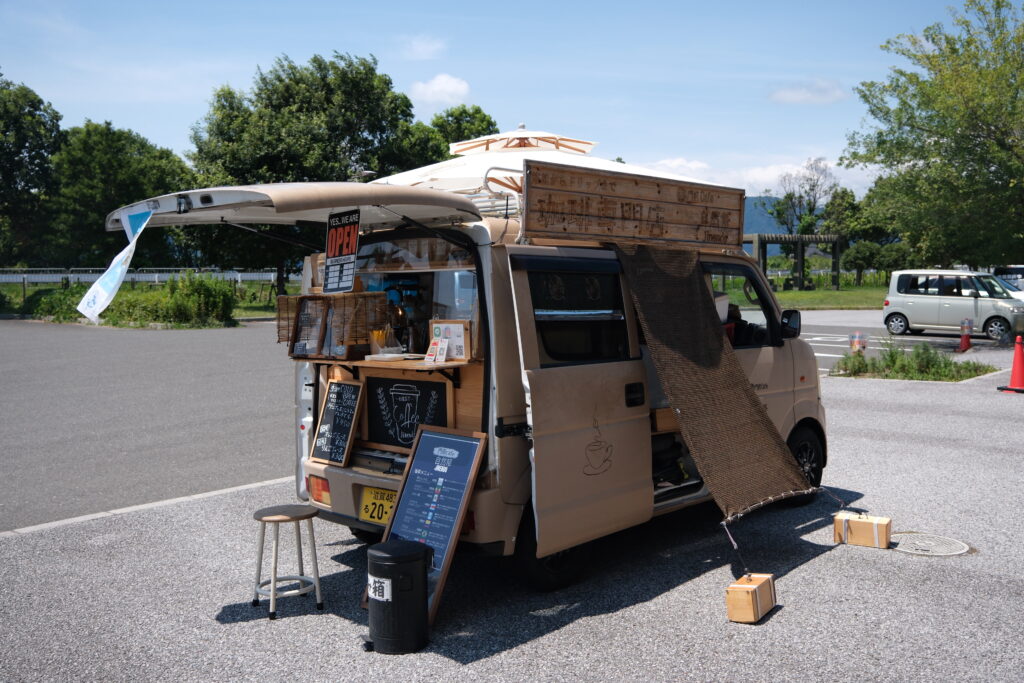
[[844, 0, 1024, 266], [0, 72, 63, 265], [188, 53, 491, 289], [50, 121, 195, 268], [430, 105, 499, 147]]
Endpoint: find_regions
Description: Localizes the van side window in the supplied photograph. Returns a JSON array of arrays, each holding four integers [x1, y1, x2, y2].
[[898, 275, 939, 295], [939, 276, 961, 296], [526, 269, 629, 366], [701, 262, 775, 347]]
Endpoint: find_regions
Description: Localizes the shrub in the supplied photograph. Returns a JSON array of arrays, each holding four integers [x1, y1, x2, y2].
[[831, 341, 995, 381], [34, 284, 89, 322], [163, 271, 235, 324]]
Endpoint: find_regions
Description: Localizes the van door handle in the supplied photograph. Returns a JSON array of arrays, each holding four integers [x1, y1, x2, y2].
[[625, 382, 645, 407]]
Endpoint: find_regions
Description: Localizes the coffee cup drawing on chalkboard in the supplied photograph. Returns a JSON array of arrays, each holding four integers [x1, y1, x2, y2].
[[583, 418, 613, 475], [375, 383, 442, 446]]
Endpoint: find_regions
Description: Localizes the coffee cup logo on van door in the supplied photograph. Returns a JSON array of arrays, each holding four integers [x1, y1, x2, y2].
[[583, 418, 613, 475]]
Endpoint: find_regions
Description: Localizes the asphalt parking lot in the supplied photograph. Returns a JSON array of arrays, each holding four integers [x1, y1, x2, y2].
[[1, 318, 1022, 681]]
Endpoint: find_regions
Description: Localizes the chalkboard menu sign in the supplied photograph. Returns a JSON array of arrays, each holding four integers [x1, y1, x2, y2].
[[310, 380, 363, 465], [365, 376, 449, 449], [384, 427, 486, 623]]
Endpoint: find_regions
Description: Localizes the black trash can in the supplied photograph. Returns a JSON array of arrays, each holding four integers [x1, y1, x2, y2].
[[366, 539, 432, 654]]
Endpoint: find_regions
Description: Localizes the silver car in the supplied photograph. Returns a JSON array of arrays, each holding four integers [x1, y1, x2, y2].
[[883, 269, 1024, 340]]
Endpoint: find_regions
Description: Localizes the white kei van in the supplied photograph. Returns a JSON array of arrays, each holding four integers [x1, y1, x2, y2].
[[883, 269, 1024, 339], [103, 157, 827, 589]]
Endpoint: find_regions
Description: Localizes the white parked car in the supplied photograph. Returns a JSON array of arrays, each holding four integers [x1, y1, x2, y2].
[[883, 269, 1024, 340]]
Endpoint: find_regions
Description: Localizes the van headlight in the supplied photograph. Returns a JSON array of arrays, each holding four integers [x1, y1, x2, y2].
[[1010, 305, 1024, 314]]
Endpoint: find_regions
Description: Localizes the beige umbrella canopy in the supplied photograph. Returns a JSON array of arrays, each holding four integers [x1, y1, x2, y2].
[[375, 125, 702, 205], [450, 125, 597, 156]]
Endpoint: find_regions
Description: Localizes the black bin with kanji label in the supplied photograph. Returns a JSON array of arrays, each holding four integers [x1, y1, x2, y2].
[[366, 539, 432, 654]]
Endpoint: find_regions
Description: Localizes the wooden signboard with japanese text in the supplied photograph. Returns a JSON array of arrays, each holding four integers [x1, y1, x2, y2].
[[521, 159, 745, 250]]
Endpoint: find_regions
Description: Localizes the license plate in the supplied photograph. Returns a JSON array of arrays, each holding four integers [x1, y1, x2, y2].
[[359, 486, 396, 525]]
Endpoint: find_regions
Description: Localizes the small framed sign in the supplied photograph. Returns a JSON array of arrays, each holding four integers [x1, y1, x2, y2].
[[310, 380, 363, 466], [324, 210, 360, 294], [289, 296, 328, 358], [429, 320, 471, 361]]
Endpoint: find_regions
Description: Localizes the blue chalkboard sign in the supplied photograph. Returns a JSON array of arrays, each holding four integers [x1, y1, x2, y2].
[[383, 426, 486, 623]]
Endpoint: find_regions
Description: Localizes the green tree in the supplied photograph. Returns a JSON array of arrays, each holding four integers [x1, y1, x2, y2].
[[876, 241, 914, 279], [0, 72, 63, 265], [50, 121, 195, 268], [843, 0, 1024, 266], [759, 157, 838, 258], [189, 52, 459, 292], [430, 104, 499, 146], [841, 240, 882, 286]]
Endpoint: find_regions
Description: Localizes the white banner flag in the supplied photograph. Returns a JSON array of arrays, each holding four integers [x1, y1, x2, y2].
[[76, 209, 153, 323]]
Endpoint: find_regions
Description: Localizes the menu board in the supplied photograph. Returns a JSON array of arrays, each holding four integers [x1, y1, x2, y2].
[[384, 427, 486, 623], [310, 380, 362, 465], [365, 377, 449, 449]]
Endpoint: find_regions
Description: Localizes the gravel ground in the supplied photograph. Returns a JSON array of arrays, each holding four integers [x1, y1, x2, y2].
[[2, 366, 1022, 681]]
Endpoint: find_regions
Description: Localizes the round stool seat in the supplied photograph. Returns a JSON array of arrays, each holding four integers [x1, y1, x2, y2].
[[253, 504, 319, 523]]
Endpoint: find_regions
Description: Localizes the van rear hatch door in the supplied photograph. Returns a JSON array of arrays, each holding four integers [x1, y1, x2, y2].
[[104, 182, 481, 232]]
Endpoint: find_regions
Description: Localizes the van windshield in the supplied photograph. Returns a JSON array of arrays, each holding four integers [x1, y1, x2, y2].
[[353, 235, 478, 355], [975, 275, 1013, 299]]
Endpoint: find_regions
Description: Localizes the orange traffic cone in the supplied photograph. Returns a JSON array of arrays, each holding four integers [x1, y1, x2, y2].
[[998, 336, 1024, 393]]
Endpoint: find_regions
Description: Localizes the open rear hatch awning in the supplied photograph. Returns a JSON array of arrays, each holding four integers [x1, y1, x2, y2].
[[104, 182, 482, 232]]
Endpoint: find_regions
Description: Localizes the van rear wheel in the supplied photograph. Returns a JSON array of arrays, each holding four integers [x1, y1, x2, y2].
[[349, 527, 384, 544], [886, 313, 909, 335], [514, 507, 590, 591]]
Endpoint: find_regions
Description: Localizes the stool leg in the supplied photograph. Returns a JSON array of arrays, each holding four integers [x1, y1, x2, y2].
[[294, 520, 305, 595], [269, 522, 280, 620], [251, 521, 266, 607], [306, 518, 323, 610]]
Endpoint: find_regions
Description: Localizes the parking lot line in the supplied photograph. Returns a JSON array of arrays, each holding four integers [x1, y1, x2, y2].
[[2, 476, 292, 536]]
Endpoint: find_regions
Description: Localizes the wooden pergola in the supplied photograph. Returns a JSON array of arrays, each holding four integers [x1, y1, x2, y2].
[[743, 233, 845, 290]]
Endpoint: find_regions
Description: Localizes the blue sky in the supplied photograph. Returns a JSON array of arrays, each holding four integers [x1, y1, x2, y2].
[[1, 1, 952, 196]]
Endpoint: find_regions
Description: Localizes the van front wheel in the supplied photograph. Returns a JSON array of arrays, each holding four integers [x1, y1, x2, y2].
[[781, 425, 824, 507], [514, 507, 590, 591], [984, 316, 1010, 341]]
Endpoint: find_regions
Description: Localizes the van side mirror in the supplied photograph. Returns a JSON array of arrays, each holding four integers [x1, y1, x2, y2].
[[781, 310, 801, 339]]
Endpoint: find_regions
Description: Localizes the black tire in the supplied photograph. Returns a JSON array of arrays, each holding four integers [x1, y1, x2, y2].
[[782, 425, 825, 506], [984, 316, 1011, 341], [349, 527, 384, 545], [514, 507, 590, 591], [886, 313, 909, 335]]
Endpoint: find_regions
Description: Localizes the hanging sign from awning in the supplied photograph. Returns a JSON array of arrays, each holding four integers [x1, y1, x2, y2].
[[324, 210, 360, 293]]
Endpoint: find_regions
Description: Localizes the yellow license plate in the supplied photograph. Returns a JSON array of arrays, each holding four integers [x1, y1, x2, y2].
[[359, 486, 396, 525]]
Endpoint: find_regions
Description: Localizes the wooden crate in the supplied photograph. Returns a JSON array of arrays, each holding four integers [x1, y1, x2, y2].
[[726, 573, 776, 624], [834, 512, 892, 549]]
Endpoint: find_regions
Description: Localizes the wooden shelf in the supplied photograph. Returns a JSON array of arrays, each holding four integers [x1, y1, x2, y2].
[[347, 358, 475, 371]]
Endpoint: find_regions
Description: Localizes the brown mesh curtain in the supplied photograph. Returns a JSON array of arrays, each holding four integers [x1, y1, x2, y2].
[[615, 245, 815, 522]]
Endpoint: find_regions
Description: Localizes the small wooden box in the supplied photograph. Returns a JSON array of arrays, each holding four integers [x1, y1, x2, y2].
[[834, 512, 892, 549], [725, 573, 776, 624]]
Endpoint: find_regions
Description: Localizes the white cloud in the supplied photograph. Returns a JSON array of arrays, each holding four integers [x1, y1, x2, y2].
[[410, 73, 469, 106], [770, 78, 849, 105], [401, 35, 446, 60], [639, 157, 877, 197], [647, 157, 710, 175]]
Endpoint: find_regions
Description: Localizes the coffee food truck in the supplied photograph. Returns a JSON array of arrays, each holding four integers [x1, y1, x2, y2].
[[100, 132, 826, 589]]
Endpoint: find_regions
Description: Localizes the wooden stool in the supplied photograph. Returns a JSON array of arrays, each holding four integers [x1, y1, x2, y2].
[[251, 504, 323, 620]]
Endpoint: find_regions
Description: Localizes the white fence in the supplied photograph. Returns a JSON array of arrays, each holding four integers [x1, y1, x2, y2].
[[0, 268, 299, 285]]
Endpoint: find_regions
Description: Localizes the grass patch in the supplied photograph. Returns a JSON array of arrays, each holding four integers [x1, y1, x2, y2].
[[774, 286, 887, 310], [830, 341, 996, 381]]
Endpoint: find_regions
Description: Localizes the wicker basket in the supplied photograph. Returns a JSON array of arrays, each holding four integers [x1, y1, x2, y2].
[[276, 296, 300, 344]]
